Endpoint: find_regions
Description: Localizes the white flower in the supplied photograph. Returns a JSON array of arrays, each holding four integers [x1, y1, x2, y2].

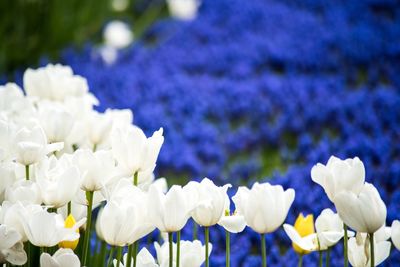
[[167, 0, 200, 20], [84, 110, 113, 149], [35, 155, 81, 208], [5, 180, 42, 205], [40, 248, 80, 267], [23, 64, 88, 101], [315, 208, 353, 250], [111, 126, 164, 184], [0, 119, 16, 162], [0, 162, 18, 202], [73, 149, 116, 191], [37, 103, 74, 143], [0, 224, 27, 265], [19, 209, 85, 247], [14, 126, 63, 166], [217, 196, 246, 233], [391, 220, 400, 251], [97, 179, 154, 246], [113, 248, 158, 267], [186, 178, 231, 227], [148, 184, 194, 232], [155, 240, 211, 267], [103, 21, 134, 49], [311, 156, 365, 202], [334, 183, 386, 233], [233, 182, 295, 234], [348, 227, 391, 267], [0, 83, 34, 121]]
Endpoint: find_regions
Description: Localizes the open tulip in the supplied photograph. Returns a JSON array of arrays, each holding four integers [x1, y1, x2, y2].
[[58, 214, 80, 250], [111, 126, 164, 185], [5, 179, 42, 205], [40, 248, 80, 267], [0, 224, 27, 265], [19, 209, 85, 247], [348, 226, 391, 267], [35, 155, 81, 208], [0, 162, 18, 202], [392, 220, 400, 251], [334, 183, 386, 234], [284, 213, 318, 254]]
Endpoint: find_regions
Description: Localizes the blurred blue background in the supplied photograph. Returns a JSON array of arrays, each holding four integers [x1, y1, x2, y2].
[[3, 0, 400, 265]]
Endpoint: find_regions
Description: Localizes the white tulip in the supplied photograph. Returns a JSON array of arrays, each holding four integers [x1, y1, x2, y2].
[[19, 209, 85, 247], [14, 126, 63, 166], [0, 224, 27, 265], [167, 0, 200, 20], [391, 220, 400, 251], [5, 179, 42, 205], [103, 21, 134, 49], [0, 162, 17, 202], [37, 103, 74, 143], [334, 183, 386, 233], [73, 149, 116, 192], [23, 64, 88, 101], [111, 126, 164, 184], [186, 178, 231, 227], [315, 208, 353, 249], [40, 248, 80, 267], [98, 180, 154, 246], [35, 155, 81, 208], [113, 248, 158, 267], [233, 182, 295, 233], [283, 224, 319, 252], [217, 196, 246, 234], [0, 83, 34, 121], [311, 156, 365, 202], [0, 119, 16, 162], [348, 227, 391, 267], [148, 184, 193, 232], [84, 110, 113, 150], [155, 240, 211, 267]]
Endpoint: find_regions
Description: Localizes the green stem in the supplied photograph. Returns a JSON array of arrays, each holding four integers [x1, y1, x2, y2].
[[116, 246, 122, 267], [205, 227, 209, 267], [93, 143, 97, 152], [107, 246, 114, 267], [298, 254, 303, 267], [25, 242, 31, 267], [370, 233, 374, 267], [344, 224, 348, 267], [82, 191, 94, 266], [319, 250, 323, 267], [226, 230, 230, 267], [98, 241, 107, 267], [133, 171, 138, 186], [127, 244, 133, 267], [133, 242, 138, 267], [326, 247, 331, 267], [25, 165, 30, 180], [193, 222, 198, 240], [168, 232, 173, 267], [67, 201, 72, 215], [176, 230, 181, 267], [261, 233, 267, 267]]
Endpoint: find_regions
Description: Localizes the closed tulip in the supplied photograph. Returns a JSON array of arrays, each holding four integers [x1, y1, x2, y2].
[[233, 182, 295, 234], [334, 183, 386, 234], [113, 248, 158, 267], [311, 156, 365, 202]]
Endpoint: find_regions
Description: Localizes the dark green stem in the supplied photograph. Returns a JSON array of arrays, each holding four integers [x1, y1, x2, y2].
[[193, 222, 198, 240], [116, 246, 122, 267], [326, 247, 331, 267], [133, 171, 138, 186], [25, 165, 29, 180], [319, 250, 323, 267], [205, 227, 210, 267], [67, 201, 71, 215], [298, 254, 303, 267], [176, 230, 181, 267], [226, 230, 230, 267], [133, 241, 138, 267], [370, 233, 374, 267], [98, 241, 107, 267], [169, 232, 173, 267], [344, 224, 348, 267], [261, 233, 267, 267], [82, 191, 94, 266], [126, 244, 133, 267], [107, 246, 114, 267]]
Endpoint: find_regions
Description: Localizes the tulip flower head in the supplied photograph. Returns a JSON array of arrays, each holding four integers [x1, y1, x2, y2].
[[40, 248, 80, 267], [113, 248, 158, 267], [217, 197, 246, 234], [59, 214, 80, 250], [284, 213, 318, 254], [311, 156, 365, 202], [0, 224, 27, 265], [233, 182, 295, 234], [334, 182, 386, 233]]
